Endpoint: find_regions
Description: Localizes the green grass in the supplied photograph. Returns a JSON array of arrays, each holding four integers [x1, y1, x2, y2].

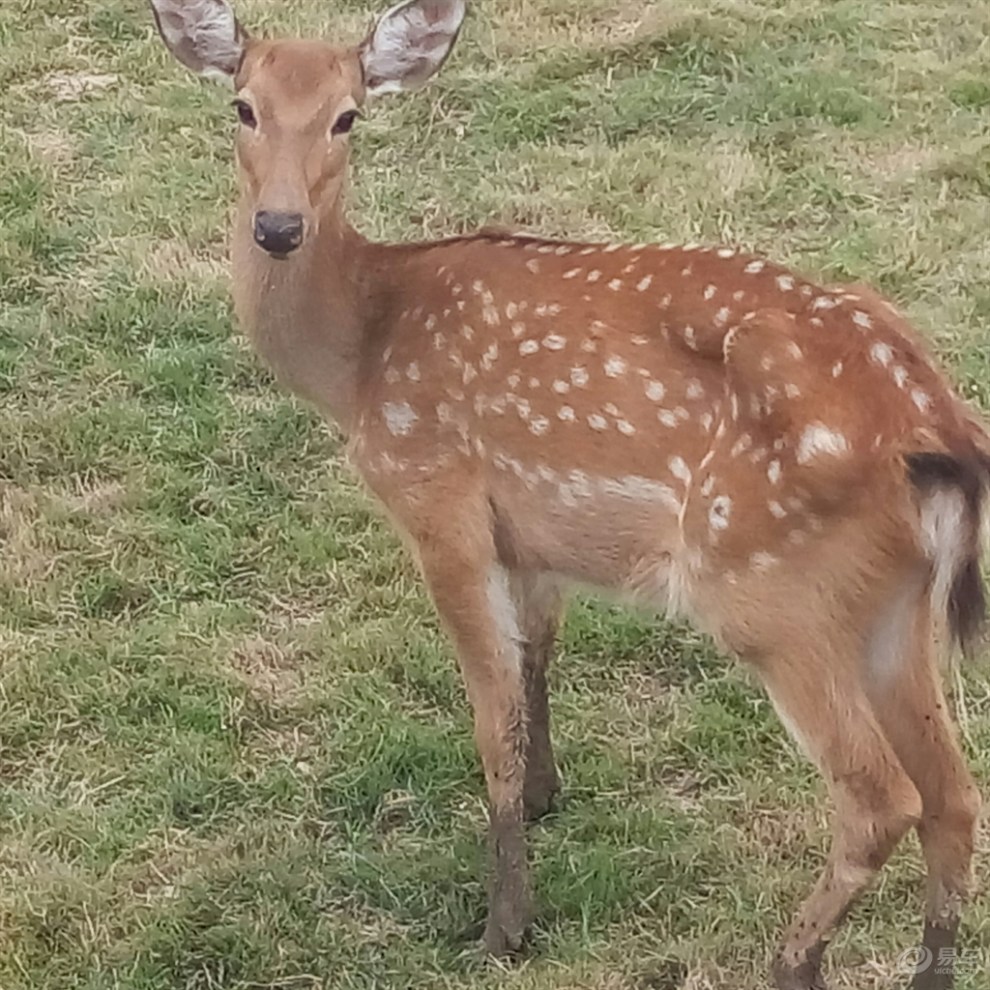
[[1, 1, 988, 988]]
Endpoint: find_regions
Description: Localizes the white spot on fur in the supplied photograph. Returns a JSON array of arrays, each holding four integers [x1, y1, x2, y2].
[[797, 423, 850, 463], [604, 355, 627, 377], [383, 401, 418, 437], [704, 284, 717, 300], [709, 496, 732, 530], [669, 456, 691, 482], [558, 405, 576, 422], [852, 310, 873, 330], [911, 389, 932, 413], [744, 260, 765, 274], [870, 341, 893, 367], [645, 380, 666, 402], [768, 500, 787, 519], [542, 333, 567, 351], [751, 551, 778, 571], [481, 343, 499, 371], [832, 361, 844, 377], [530, 416, 550, 436], [588, 413, 608, 431], [570, 367, 589, 387], [776, 275, 795, 291], [731, 434, 752, 457], [587, 270, 602, 283], [768, 460, 782, 484], [519, 340, 539, 356], [637, 275, 653, 292]]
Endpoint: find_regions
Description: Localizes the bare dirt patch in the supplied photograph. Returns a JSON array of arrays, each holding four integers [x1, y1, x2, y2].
[[46, 71, 119, 102]]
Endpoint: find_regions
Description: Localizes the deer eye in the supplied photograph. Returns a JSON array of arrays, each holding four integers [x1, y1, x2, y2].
[[332, 109, 360, 136], [233, 100, 257, 128]]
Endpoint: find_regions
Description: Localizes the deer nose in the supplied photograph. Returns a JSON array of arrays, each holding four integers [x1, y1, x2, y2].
[[253, 211, 305, 255]]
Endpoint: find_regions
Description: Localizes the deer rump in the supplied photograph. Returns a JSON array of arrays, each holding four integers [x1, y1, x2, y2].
[[720, 303, 990, 655]]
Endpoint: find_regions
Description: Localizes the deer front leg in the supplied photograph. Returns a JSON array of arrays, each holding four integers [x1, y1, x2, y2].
[[416, 528, 532, 957]]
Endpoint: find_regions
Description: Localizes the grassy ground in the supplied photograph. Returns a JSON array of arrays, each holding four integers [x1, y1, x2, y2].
[[1, 1, 988, 988]]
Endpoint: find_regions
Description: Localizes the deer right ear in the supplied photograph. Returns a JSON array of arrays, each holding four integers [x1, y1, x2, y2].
[[149, 0, 249, 83], [360, 0, 467, 98]]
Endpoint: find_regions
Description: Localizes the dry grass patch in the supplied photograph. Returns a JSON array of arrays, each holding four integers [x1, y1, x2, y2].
[[227, 635, 305, 705], [0, 485, 57, 589]]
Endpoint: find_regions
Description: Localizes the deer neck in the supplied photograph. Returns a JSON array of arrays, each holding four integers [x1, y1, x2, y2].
[[230, 197, 373, 432]]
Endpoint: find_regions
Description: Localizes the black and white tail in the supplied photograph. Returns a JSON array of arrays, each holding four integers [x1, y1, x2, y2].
[[906, 448, 989, 653]]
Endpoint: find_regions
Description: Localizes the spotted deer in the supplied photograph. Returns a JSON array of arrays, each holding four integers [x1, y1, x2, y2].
[[149, 1, 989, 986]]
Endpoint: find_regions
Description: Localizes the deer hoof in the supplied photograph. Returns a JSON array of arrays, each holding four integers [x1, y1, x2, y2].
[[772, 945, 828, 990], [482, 916, 528, 959], [523, 775, 560, 822]]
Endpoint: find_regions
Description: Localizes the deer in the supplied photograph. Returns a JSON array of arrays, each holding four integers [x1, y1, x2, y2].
[[147, 2, 989, 987]]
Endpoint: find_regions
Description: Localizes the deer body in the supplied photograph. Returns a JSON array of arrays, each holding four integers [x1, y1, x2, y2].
[[151, 3, 989, 988]]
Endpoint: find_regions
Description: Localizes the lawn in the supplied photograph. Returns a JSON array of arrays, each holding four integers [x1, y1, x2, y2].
[[0, 1, 988, 988]]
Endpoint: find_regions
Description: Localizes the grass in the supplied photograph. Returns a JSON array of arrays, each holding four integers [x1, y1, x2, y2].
[[0, 1, 988, 988]]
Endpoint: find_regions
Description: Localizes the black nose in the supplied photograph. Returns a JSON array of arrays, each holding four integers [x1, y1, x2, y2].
[[253, 211, 305, 255]]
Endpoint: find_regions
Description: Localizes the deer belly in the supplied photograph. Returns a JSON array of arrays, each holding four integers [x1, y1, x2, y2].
[[488, 469, 695, 615]]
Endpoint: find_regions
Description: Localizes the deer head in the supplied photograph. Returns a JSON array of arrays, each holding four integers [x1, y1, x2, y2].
[[150, 0, 467, 257]]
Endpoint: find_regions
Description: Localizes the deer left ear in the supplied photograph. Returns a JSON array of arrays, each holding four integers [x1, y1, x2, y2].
[[149, 0, 249, 83], [360, 0, 467, 98]]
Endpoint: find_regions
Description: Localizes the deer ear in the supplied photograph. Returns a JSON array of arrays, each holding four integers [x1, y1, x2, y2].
[[150, 0, 249, 83], [360, 0, 466, 98]]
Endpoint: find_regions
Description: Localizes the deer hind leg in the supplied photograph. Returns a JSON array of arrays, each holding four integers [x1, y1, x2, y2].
[[864, 591, 981, 990], [510, 572, 564, 820], [412, 499, 532, 957], [756, 641, 923, 990]]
